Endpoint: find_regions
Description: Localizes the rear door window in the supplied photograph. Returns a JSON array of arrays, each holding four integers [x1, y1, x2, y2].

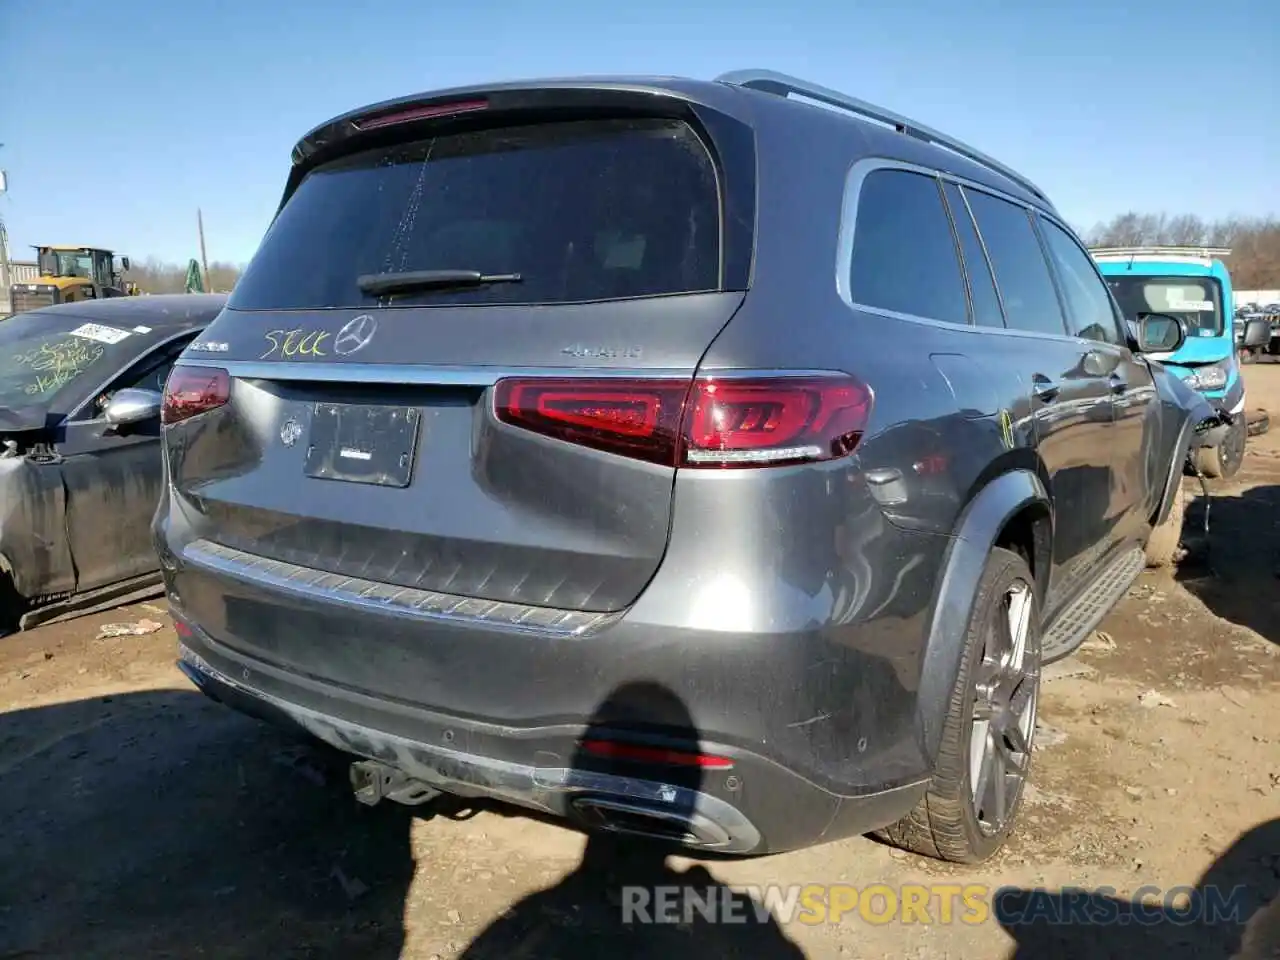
[[230, 118, 721, 310], [848, 169, 968, 325], [942, 182, 1004, 329], [964, 188, 1066, 337]]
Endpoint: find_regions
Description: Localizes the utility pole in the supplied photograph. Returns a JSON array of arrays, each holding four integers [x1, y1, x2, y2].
[[0, 144, 10, 317], [197, 208, 211, 293]]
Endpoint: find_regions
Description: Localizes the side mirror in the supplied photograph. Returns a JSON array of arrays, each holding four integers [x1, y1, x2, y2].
[[104, 388, 163, 427], [1135, 313, 1186, 354], [1242, 317, 1271, 349]]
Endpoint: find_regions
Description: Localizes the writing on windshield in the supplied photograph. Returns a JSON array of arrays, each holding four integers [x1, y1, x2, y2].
[[13, 337, 107, 397]]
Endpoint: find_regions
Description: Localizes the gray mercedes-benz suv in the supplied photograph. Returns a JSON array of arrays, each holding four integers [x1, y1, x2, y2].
[[155, 69, 1201, 862]]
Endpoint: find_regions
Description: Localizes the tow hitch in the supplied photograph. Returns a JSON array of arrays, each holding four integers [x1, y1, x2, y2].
[[349, 759, 442, 807]]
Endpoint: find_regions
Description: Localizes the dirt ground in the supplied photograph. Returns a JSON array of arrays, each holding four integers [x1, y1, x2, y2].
[[2, 372, 1278, 960]]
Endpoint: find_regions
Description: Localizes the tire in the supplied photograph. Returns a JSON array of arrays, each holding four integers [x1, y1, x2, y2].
[[1145, 479, 1186, 569], [880, 546, 1040, 863], [1247, 410, 1270, 438], [0, 570, 25, 636], [1191, 416, 1246, 480]]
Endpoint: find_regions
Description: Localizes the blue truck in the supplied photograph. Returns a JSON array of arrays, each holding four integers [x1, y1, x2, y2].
[[1092, 246, 1247, 479]]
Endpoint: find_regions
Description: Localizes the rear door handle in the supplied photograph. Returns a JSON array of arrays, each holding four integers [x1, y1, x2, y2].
[[1032, 375, 1059, 401]]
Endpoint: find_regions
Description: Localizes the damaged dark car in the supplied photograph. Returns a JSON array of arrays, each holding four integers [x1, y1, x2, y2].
[[0, 294, 226, 631]]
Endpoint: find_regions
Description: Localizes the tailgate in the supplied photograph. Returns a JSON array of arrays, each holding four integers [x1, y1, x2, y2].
[[166, 108, 753, 617]]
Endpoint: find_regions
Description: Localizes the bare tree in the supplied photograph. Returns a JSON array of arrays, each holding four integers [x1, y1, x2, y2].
[[1086, 213, 1280, 288], [123, 258, 243, 294]]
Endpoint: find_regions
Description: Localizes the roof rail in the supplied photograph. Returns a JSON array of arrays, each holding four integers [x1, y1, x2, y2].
[[1089, 245, 1231, 259], [714, 68, 1051, 206]]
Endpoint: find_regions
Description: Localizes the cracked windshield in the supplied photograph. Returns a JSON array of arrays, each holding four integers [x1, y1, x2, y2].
[[1, 1, 1276, 958]]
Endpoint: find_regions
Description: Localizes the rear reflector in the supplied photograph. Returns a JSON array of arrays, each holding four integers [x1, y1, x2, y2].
[[580, 739, 734, 770], [163, 365, 230, 424], [493, 374, 872, 468], [353, 99, 489, 131]]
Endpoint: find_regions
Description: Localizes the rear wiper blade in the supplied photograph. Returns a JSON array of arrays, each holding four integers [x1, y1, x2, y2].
[[357, 269, 523, 297]]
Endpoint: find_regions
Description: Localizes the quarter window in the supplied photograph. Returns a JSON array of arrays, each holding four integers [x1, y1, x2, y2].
[[964, 189, 1065, 337], [849, 169, 968, 324], [1040, 219, 1122, 345]]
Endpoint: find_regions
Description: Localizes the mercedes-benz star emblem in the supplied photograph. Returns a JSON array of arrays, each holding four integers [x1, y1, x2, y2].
[[280, 417, 303, 447], [334, 314, 378, 356]]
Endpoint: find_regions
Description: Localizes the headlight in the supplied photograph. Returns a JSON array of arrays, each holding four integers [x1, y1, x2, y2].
[[1183, 360, 1230, 391]]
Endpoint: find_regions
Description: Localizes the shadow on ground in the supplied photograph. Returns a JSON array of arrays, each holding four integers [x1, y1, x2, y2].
[[1178, 483, 1280, 647], [0, 682, 804, 959], [996, 817, 1280, 959], [460, 681, 803, 959], [0, 689, 414, 959]]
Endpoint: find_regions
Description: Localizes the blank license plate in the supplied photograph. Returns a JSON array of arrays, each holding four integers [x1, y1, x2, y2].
[[304, 403, 420, 488]]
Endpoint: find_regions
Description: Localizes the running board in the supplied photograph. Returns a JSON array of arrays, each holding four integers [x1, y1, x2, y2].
[[17, 573, 164, 632], [1041, 546, 1144, 663]]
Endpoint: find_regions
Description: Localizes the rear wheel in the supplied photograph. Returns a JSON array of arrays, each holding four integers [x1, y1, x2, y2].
[[1145, 480, 1186, 569], [881, 547, 1040, 863]]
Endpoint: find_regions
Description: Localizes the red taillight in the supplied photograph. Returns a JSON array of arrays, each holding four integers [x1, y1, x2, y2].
[[580, 739, 734, 770], [493, 374, 873, 468], [493, 378, 689, 466], [683, 377, 872, 466], [162, 365, 230, 425], [353, 99, 489, 131]]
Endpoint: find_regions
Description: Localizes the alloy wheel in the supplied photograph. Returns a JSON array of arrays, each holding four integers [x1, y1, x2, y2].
[[968, 578, 1038, 835], [1220, 419, 1246, 477]]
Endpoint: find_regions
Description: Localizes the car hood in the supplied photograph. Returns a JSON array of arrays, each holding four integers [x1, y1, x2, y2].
[[0, 404, 54, 435], [1144, 335, 1232, 365]]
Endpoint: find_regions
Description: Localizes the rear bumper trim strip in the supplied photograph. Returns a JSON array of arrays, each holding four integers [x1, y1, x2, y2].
[[180, 539, 618, 638]]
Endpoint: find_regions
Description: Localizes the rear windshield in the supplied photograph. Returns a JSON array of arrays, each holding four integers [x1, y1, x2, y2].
[[230, 117, 722, 310], [1105, 275, 1225, 337]]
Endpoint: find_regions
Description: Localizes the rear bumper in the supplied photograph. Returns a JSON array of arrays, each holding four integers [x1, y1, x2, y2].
[[154, 435, 950, 855], [173, 620, 927, 855]]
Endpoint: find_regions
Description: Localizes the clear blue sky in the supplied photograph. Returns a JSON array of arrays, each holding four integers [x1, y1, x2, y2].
[[3, 0, 1276, 266]]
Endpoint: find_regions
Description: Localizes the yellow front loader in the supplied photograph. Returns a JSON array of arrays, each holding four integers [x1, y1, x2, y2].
[[8, 245, 138, 315]]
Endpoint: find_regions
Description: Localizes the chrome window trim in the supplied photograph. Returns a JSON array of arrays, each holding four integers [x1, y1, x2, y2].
[[836, 156, 1110, 347]]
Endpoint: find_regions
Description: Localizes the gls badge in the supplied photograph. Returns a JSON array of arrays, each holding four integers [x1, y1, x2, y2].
[[334, 314, 378, 355]]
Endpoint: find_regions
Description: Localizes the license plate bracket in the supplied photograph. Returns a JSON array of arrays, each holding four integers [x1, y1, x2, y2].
[[304, 403, 420, 488]]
